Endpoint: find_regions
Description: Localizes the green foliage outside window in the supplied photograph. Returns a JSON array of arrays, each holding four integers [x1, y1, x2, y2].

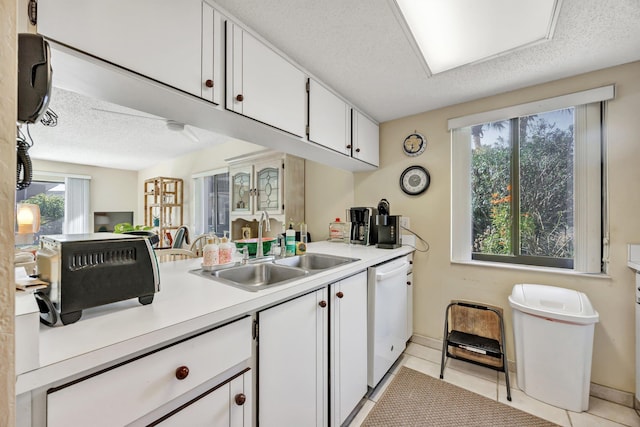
[[472, 110, 574, 261]]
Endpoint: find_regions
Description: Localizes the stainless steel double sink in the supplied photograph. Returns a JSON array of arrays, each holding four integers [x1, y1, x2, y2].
[[190, 253, 359, 292]]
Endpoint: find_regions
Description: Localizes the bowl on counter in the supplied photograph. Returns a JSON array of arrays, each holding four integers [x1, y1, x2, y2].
[[234, 237, 276, 256]]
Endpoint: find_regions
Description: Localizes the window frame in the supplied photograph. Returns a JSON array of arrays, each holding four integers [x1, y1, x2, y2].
[[450, 86, 612, 273], [192, 167, 230, 237]]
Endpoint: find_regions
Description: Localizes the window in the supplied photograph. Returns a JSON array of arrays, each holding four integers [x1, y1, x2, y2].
[[15, 173, 91, 244], [451, 86, 613, 273], [193, 168, 230, 237]]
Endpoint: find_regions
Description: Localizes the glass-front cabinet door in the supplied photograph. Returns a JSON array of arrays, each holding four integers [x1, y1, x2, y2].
[[255, 159, 283, 215], [230, 165, 253, 215]]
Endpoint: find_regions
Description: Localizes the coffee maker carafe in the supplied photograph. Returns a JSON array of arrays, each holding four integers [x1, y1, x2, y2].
[[348, 207, 377, 245]]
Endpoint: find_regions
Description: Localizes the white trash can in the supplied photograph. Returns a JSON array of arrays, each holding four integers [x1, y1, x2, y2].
[[508, 284, 599, 412]]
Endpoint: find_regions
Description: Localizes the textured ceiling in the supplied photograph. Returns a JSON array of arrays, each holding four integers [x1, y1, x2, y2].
[[27, 0, 640, 170]]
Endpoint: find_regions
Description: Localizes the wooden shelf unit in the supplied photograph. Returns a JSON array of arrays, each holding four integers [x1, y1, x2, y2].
[[144, 177, 183, 248]]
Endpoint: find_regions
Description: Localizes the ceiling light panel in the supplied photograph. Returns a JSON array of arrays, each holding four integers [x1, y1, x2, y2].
[[395, 0, 560, 74]]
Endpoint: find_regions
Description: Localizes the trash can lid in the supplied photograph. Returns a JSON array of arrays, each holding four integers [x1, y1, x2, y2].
[[508, 284, 599, 324]]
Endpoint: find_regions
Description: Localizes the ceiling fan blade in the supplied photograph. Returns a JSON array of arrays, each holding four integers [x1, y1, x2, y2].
[[182, 125, 200, 143], [91, 107, 163, 121]]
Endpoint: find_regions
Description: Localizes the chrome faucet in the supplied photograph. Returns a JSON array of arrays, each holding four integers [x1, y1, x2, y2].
[[256, 210, 271, 258]]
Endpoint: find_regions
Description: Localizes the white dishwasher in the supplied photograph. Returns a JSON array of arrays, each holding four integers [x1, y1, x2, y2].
[[367, 256, 410, 387]]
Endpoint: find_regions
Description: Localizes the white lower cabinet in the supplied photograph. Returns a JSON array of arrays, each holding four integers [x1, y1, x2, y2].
[[258, 271, 368, 427], [330, 272, 368, 426], [258, 288, 328, 427], [152, 369, 251, 427], [46, 316, 252, 427]]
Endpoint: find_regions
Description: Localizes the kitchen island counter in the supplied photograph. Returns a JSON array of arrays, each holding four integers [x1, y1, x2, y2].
[[16, 241, 414, 394]]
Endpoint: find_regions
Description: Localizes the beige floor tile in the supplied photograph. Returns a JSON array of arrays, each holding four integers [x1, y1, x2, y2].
[[498, 386, 572, 427], [404, 341, 441, 363], [586, 397, 640, 427], [569, 410, 629, 427], [402, 354, 442, 378]]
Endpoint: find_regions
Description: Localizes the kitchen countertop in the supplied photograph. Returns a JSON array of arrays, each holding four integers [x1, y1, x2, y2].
[[16, 241, 414, 395]]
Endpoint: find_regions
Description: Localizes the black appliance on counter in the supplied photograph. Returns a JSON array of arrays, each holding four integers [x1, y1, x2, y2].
[[376, 215, 402, 249], [35, 233, 160, 326], [348, 207, 378, 245], [375, 198, 402, 249]]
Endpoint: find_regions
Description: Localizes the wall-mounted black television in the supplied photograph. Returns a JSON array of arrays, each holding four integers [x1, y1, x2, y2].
[[93, 211, 134, 232]]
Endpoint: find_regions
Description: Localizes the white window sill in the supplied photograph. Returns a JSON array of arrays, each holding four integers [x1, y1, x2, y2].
[[450, 258, 611, 279]]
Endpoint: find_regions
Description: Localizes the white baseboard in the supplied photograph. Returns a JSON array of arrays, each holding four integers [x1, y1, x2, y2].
[[409, 334, 635, 409]]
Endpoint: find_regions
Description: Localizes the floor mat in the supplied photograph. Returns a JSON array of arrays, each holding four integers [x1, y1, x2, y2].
[[362, 367, 559, 426]]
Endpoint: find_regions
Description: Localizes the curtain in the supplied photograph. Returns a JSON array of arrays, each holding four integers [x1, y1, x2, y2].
[[63, 177, 90, 234]]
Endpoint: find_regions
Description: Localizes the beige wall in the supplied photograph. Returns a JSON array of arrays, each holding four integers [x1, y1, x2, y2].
[[305, 160, 355, 241], [352, 61, 640, 393], [0, 0, 16, 423]]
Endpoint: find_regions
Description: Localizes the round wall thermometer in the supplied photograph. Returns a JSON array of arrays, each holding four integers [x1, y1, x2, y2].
[[400, 165, 430, 195], [402, 133, 427, 157]]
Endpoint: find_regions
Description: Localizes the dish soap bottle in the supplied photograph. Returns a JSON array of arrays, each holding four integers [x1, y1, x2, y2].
[[202, 236, 220, 267], [219, 232, 234, 264], [285, 223, 296, 257]]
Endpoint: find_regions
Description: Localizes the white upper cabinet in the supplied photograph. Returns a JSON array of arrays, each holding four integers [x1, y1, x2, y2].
[[308, 79, 351, 155], [352, 110, 380, 167], [226, 21, 307, 137], [38, 0, 221, 103]]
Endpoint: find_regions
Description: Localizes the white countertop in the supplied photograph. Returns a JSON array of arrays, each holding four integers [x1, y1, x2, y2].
[[16, 241, 413, 394]]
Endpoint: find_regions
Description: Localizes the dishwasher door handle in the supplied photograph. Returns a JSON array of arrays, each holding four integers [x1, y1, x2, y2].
[[375, 262, 409, 281]]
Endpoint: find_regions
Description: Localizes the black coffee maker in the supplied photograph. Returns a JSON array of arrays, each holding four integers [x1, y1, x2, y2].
[[348, 207, 377, 245], [375, 199, 402, 249]]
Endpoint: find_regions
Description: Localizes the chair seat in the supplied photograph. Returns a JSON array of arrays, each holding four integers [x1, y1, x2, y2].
[[447, 330, 501, 359]]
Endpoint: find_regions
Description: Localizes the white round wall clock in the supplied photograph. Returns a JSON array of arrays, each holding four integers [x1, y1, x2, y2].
[[400, 165, 430, 195]]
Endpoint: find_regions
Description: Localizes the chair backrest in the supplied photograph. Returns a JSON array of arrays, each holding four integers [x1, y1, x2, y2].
[[155, 248, 197, 263], [189, 234, 209, 257], [172, 226, 190, 248]]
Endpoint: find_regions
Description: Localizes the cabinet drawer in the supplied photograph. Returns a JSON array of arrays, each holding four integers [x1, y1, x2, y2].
[[47, 316, 252, 427]]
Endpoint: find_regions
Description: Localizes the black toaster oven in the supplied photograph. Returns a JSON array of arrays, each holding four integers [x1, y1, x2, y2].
[[35, 233, 160, 326]]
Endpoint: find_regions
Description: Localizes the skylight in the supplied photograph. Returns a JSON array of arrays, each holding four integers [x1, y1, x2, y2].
[[394, 0, 561, 75]]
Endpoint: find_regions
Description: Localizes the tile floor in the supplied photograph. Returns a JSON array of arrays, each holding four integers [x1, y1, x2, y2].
[[348, 342, 640, 427]]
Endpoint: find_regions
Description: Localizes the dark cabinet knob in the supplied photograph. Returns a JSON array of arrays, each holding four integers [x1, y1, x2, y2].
[[409, 260, 413, 264], [236, 94, 244, 102], [235, 393, 246, 406], [319, 300, 327, 308], [205, 79, 214, 88], [355, 148, 361, 153], [346, 144, 352, 149], [336, 291, 344, 298], [175, 366, 189, 380], [407, 281, 412, 286]]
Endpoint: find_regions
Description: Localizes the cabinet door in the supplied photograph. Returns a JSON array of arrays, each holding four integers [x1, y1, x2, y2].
[[407, 270, 414, 341], [330, 272, 368, 426], [38, 0, 207, 99], [226, 22, 307, 137], [154, 372, 251, 427], [258, 289, 328, 427], [254, 158, 284, 215], [352, 110, 380, 166], [230, 164, 254, 215], [308, 79, 351, 155], [202, 3, 223, 105]]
